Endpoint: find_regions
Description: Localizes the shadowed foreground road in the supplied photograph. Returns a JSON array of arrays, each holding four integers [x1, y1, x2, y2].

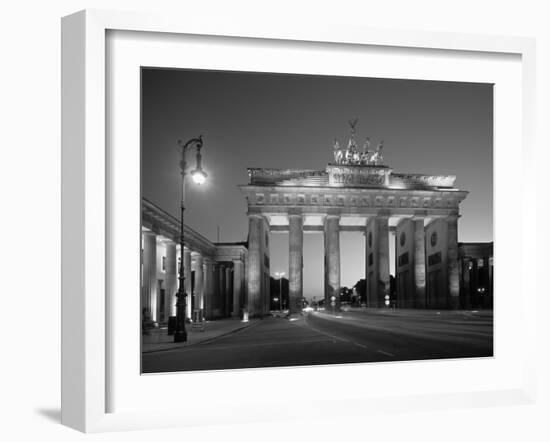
[[142, 309, 493, 373]]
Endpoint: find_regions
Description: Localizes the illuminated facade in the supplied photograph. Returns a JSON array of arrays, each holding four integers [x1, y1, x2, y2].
[[141, 198, 247, 327], [239, 126, 472, 314]]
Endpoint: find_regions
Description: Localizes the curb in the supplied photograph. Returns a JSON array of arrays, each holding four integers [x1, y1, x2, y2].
[[142, 320, 261, 354]]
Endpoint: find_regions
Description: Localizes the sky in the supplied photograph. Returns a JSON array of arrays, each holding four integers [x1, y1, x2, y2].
[[141, 68, 493, 298]]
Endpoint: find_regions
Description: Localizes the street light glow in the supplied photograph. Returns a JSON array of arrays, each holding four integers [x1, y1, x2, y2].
[[191, 168, 207, 185]]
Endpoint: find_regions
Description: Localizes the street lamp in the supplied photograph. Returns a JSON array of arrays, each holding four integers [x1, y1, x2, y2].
[[274, 271, 285, 311], [174, 136, 207, 343]]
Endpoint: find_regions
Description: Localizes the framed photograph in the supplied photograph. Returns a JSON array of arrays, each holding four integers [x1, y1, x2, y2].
[[61, 9, 537, 432]]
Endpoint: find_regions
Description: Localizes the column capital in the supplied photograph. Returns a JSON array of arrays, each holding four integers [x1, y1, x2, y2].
[[324, 208, 341, 218], [287, 208, 303, 217], [376, 209, 391, 219], [412, 210, 428, 220], [158, 237, 174, 245], [246, 211, 263, 219]]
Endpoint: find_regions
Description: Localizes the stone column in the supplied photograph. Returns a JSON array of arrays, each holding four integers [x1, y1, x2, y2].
[[232, 259, 244, 318], [211, 262, 220, 318], [447, 215, 460, 309], [202, 262, 207, 311], [203, 259, 215, 319], [183, 247, 192, 319], [413, 217, 426, 308], [246, 214, 262, 317], [218, 264, 226, 317], [324, 215, 341, 310], [483, 256, 491, 308], [164, 241, 178, 317], [142, 231, 157, 324], [376, 215, 390, 305], [225, 265, 232, 317], [194, 253, 204, 319], [288, 213, 304, 315], [462, 258, 471, 309], [487, 257, 493, 305], [365, 218, 375, 307], [471, 259, 479, 307]]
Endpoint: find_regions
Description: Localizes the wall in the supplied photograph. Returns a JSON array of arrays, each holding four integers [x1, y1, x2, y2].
[[395, 219, 415, 308], [1, 1, 548, 442], [261, 217, 271, 315], [425, 218, 449, 309], [365, 217, 378, 306]]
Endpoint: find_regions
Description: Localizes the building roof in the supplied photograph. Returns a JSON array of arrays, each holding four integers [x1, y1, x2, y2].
[[142, 198, 247, 261]]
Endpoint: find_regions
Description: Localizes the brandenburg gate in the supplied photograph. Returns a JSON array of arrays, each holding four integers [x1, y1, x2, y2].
[[239, 122, 468, 317]]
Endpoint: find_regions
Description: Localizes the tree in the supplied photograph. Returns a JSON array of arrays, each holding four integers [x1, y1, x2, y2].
[[339, 286, 353, 303], [353, 278, 366, 304]]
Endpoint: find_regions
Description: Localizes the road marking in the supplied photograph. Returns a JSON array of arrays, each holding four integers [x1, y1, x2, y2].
[[377, 350, 395, 357], [354, 343, 369, 349], [304, 320, 350, 343]]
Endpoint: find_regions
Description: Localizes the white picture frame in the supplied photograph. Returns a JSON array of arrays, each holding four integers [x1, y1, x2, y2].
[[61, 9, 537, 433]]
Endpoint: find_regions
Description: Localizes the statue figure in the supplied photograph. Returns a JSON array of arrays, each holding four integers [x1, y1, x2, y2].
[[360, 150, 370, 165], [371, 140, 384, 165], [351, 148, 361, 164], [332, 120, 384, 166], [342, 118, 359, 165], [333, 139, 343, 164], [361, 138, 371, 165]]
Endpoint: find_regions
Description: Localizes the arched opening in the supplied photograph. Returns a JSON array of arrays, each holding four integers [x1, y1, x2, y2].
[[269, 231, 289, 311], [303, 232, 324, 306], [340, 231, 366, 307]]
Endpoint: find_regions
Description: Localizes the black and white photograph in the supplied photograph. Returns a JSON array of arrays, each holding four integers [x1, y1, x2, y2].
[[140, 68, 493, 373], [4, 0, 549, 440]]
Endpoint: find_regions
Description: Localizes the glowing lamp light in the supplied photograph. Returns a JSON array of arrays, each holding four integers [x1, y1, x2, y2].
[[191, 168, 207, 185]]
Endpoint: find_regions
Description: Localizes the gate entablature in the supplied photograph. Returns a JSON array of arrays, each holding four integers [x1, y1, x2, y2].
[[242, 184, 467, 219], [247, 166, 457, 190]]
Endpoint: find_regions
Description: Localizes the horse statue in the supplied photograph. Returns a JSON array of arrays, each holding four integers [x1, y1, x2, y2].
[[333, 139, 344, 164], [360, 138, 372, 165], [370, 140, 384, 165], [351, 148, 361, 164]]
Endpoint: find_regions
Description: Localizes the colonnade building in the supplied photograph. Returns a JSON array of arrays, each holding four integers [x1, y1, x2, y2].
[[458, 242, 494, 309], [141, 198, 248, 327]]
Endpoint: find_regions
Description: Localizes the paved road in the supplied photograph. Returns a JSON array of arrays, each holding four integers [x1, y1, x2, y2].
[[142, 309, 493, 373]]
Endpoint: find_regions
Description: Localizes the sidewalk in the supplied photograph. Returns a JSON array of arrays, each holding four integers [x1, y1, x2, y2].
[[142, 317, 259, 353]]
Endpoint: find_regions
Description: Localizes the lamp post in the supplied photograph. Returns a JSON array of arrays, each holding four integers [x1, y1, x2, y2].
[[274, 271, 285, 311], [174, 136, 207, 343]]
